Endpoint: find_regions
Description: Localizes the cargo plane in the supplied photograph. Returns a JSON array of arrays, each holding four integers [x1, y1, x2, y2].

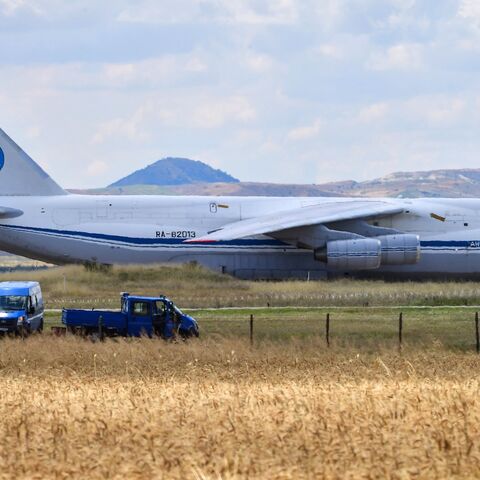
[[0, 129, 478, 279]]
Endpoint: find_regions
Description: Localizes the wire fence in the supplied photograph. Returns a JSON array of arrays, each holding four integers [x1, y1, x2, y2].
[[43, 305, 480, 351], [192, 308, 480, 352]]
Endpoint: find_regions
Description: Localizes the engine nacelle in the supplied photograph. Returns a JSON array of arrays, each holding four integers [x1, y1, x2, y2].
[[377, 234, 420, 265], [314, 239, 382, 270]]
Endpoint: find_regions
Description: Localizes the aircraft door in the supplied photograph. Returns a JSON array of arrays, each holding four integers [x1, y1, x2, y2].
[[445, 211, 466, 226], [96, 201, 110, 219]]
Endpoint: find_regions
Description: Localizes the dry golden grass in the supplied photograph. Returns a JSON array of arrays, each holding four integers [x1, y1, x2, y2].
[[1, 263, 480, 308], [1, 336, 480, 479], [0, 254, 51, 268]]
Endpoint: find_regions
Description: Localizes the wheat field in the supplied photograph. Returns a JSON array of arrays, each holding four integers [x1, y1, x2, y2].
[[0, 335, 479, 479], [1, 264, 480, 478]]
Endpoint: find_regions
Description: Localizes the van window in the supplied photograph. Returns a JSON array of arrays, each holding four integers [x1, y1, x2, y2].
[[132, 302, 150, 317], [155, 301, 166, 315], [0, 296, 27, 311]]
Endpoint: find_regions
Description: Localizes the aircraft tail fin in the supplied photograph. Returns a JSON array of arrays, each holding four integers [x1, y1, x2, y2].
[[0, 129, 67, 196]]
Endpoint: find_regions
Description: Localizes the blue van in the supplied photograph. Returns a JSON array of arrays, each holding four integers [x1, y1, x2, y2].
[[0, 282, 44, 334]]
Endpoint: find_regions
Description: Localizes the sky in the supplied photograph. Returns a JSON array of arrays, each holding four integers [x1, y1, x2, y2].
[[1, 0, 480, 188]]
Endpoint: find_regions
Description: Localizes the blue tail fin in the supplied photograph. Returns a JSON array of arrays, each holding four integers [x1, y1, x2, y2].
[[0, 129, 66, 196]]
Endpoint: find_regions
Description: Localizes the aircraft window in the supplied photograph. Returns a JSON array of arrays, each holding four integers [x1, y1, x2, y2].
[[132, 302, 150, 317]]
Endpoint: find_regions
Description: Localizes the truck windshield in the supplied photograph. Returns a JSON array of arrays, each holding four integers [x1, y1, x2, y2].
[[0, 295, 27, 311]]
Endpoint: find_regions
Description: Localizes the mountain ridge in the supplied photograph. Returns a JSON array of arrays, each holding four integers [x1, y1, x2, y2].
[[109, 157, 239, 187], [71, 160, 480, 198]]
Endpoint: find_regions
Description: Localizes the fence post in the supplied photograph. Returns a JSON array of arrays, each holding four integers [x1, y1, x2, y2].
[[98, 315, 104, 342], [398, 312, 403, 351], [326, 313, 330, 348], [475, 312, 479, 354], [250, 314, 254, 346]]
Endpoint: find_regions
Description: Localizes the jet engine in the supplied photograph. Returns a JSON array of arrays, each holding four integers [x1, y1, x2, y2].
[[314, 238, 382, 270], [377, 234, 421, 265]]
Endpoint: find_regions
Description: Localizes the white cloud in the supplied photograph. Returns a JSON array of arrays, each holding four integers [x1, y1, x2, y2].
[[316, 43, 342, 59], [312, 0, 345, 31], [92, 94, 256, 146], [0, 0, 42, 16], [221, 0, 298, 25], [87, 160, 109, 177], [357, 102, 389, 123], [117, 0, 299, 25], [425, 100, 465, 124], [260, 138, 282, 154], [458, 0, 480, 25], [287, 119, 322, 141], [0, 54, 209, 92], [372, 0, 431, 33], [0, 0, 479, 189], [116, 1, 201, 24], [185, 56, 208, 73], [244, 53, 274, 72], [92, 105, 153, 144], [404, 96, 466, 126], [352, 95, 468, 132], [101, 56, 208, 87], [191, 96, 257, 128], [368, 43, 424, 70], [25, 125, 41, 139]]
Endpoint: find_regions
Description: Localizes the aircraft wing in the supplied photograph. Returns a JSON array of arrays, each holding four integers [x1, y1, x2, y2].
[[187, 200, 404, 242]]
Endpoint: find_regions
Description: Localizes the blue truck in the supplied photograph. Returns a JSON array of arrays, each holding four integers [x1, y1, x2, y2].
[[0, 281, 44, 335], [62, 293, 199, 339]]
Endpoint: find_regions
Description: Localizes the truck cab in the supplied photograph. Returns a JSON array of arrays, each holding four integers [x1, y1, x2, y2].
[[122, 294, 186, 337], [0, 281, 44, 334], [121, 293, 200, 338], [63, 293, 199, 338]]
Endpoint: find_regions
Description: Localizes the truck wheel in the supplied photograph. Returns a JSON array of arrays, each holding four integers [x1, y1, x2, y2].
[[38, 319, 44, 333], [181, 327, 199, 339], [17, 326, 29, 338]]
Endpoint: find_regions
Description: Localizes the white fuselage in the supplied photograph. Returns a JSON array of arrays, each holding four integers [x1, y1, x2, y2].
[[0, 194, 479, 279]]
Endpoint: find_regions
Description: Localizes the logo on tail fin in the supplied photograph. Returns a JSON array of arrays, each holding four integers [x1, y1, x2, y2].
[[0, 147, 3, 171]]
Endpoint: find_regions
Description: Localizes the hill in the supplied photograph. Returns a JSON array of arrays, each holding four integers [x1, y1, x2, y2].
[[319, 168, 480, 198], [71, 164, 480, 198], [109, 157, 239, 187]]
